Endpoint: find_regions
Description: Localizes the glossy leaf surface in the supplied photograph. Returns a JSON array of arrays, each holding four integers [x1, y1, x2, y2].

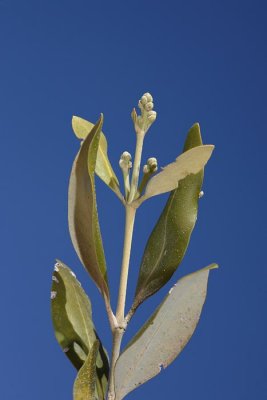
[[51, 260, 109, 399], [115, 265, 217, 400], [134, 124, 206, 308], [68, 115, 109, 299], [72, 116, 120, 193], [137, 144, 214, 204], [73, 340, 100, 400]]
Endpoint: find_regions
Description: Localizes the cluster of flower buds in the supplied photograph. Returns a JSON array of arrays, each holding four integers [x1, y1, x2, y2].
[[131, 92, 157, 135], [143, 157, 158, 174], [119, 151, 132, 171]]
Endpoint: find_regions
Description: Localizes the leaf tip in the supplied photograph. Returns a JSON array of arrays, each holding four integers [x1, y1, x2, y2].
[[71, 115, 80, 129], [192, 122, 200, 130], [208, 263, 219, 271]]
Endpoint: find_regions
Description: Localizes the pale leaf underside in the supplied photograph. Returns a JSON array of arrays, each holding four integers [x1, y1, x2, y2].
[[114, 265, 217, 400], [72, 115, 120, 193], [137, 144, 214, 205]]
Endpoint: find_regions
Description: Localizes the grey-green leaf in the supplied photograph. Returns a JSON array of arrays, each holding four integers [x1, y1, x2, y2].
[[72, 116, 121, 195], [68, 115, 109, 299], [115, 264, 217, 400], [73, 340, 100, 400], [133, 124, 208, 309], [136, 144, 214, 205], [51, 260, 109, 399]]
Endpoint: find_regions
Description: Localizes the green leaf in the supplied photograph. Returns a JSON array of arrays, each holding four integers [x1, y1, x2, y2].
[[136, 144, 214, 205], [115, 264, 218, 400], [51, 260, 109, 399], [72, 116, 121, 194], [133, 124, 209, 309], [68, 115, 109, 299], [73, 340, 100, 400]]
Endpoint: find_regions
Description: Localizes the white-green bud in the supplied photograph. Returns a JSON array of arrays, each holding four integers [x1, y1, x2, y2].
[[119, 151, 132, 170], [140, 95, 148, 105], [145, 101, 154, 111], [143, 157, 158, 174], [132, 92, 157, 135], [143, 92, 153, 102], [199, 190, 204, 198], [147, 157, 158, 172], [121, 151, 132, 162]]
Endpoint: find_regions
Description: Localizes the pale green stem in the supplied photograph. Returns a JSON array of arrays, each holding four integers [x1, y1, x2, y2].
[[116, 205, 136, 323], [128, 132, 145, 203], [107, 205, 136, 400], [107, 329, 124, 400], [108, 131, 145, 399], [122, 169, 131, 200]]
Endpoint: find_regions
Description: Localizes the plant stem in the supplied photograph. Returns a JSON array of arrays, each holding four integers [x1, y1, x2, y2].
[[107, 205, 136, 400], [107, 328, 124, 400], [108, 130, 145, 399], [128, 132, 145, 203], [116, 204, 136, 324]]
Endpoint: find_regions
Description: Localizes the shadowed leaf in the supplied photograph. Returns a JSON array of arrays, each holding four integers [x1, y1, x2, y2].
[[136, 144, 214, 205], [115, 265, 217, 400], [51, 260, 109, 399], [73, 340, 100, 400], [134, 124, 208, 309], [72, 116, 121, 195], [68, 115, 109, 299]]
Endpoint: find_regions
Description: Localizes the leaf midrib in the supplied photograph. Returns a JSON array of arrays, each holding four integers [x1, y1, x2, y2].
[[70, 279, 92, 349], [137, 193, 175, 299]]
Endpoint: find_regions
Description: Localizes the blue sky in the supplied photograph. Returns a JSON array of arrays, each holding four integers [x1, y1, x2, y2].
[[0, 1, 266, 399]]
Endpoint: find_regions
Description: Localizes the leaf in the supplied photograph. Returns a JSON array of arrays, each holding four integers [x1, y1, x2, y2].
[[72, 116, 120, 194], [134, 123, 206, 309], [114, 264, 218, 400], [73, 340, 100, 400], [51, 260, 109, 399], [136, 144, 214, 205], [68, 115, 109, 299]]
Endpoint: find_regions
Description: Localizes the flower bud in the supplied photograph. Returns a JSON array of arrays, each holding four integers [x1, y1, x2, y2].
[[119, 151, 132, 170], [132, 92, 157, 135], [147, 157, 158, 172], [145, 102, 154, 111], [121, 151, 132, 162], [143, 92, 153, 102], [140, 95, 148, 105]]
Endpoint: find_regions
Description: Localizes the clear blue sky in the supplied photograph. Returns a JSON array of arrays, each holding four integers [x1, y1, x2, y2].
[[0, 1, 266, 399]]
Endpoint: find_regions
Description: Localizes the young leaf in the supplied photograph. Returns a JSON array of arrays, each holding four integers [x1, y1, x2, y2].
[[136, 144, 214, 205], [115, 264, 218, 400], [73, 340, 100, 400], [68, 115, 109, 299], [51, 260, 109, 399], [72, 116, 121, 194], [133, 123, 206, 309]]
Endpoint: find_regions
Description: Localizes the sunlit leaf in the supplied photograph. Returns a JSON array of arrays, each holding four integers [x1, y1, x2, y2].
[[73, 340, 100, 400], [115, 264, 217, 400], [134, 123, 207, 309], [68, 115, 109, 299], [51, 260, 109, 399], [136, 144, 214, 205], [72, 116, 121, 194]]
